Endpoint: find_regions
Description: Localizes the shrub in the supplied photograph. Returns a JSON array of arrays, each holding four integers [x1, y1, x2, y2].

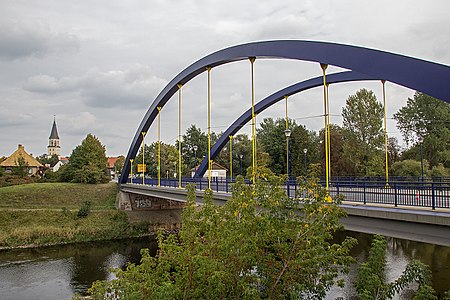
[[77, 201, 92, 218]]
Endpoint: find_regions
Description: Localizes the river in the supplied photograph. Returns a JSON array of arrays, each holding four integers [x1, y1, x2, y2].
[[0, 233, 448, 299]]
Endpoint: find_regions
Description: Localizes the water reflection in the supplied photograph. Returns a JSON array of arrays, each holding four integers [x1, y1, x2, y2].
[[0, 233, 449, 299], [0, 237, 157, 300], [329, 231, 450, 299]]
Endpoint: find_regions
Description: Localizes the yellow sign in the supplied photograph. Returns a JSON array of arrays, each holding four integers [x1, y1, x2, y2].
[[137, 164, 146, 172]]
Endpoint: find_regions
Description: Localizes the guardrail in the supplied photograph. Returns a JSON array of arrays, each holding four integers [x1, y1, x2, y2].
[[124, 177, 450, 210]]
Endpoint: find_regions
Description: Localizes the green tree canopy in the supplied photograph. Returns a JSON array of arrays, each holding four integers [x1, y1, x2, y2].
[[342, 88, 384, 148], [394, 92, 450, 168], [89, 175, 356, 299], [62, 134, 109, 184]]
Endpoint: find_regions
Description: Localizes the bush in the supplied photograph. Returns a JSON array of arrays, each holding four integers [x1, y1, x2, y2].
[[391, 159, 429, 177], [429, 163, 449, 178], [77, 201, 92, 218]]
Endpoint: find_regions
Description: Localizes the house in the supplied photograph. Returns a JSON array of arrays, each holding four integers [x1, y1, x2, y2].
[[51, 156, 69, 172], [0, 144, 43, 175], [107, 156, 123, 179], [191, 162, 228, 179]]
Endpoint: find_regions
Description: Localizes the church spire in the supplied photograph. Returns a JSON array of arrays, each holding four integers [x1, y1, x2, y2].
[[49, 115, 59, 140], [48, 115, 61, 156]]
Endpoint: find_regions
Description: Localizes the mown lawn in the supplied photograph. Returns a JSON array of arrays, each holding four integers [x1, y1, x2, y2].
[[0, 182, 117, 209]]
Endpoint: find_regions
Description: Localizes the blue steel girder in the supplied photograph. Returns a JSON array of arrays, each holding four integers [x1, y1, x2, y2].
[[194, 71, 378, 177], [120, 40, 450, 185]]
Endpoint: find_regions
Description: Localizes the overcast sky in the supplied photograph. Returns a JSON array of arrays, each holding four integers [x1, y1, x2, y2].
[[1, 0, 449, 158]]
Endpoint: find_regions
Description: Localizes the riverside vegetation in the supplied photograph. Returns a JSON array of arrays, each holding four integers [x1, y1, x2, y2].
[[0, 182, 150, 248]]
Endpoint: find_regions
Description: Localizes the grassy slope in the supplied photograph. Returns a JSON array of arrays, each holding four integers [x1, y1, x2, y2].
[[0, 182, 117, 209], [0, 183, 148, 248]]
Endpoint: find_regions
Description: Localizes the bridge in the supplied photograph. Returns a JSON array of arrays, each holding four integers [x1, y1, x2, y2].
[[117, 40, 450, 245]]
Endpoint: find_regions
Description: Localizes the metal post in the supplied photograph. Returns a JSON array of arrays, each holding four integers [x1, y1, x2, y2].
[[250, 57, 256, 184], [141, 132, 146, 185], [229, 135, 233, 181], [285, 129, 291, 197], [240, 154, 243, 175], [193, 145, 198, 177], [420, 141, 424, 182], [303, 148, 307, 177], [431, 182, 436, 210], [382, 80, 389, 187], [321, 63, 330, 196], [130, 159, 134, 184], [157, 107, 161, 187], [207, 67, 212, 189], [177, 84, 183, 189]]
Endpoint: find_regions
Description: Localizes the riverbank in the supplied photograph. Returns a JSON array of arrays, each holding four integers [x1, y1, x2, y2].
[[0, 182, 151, 249]]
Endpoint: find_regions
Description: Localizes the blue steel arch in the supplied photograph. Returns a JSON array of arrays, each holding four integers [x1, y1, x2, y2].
[[120, 40, 450, 185], [194, 71, 378, 177]]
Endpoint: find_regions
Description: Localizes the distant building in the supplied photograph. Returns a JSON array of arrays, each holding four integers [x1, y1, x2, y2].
[[48, 116, 61, 156], [191, 162, 228, 179], [51, 156, 69, 172], [0, 144, 43, 175]]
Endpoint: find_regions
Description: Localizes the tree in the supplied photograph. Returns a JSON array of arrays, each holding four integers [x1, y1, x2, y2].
[[182, 125, 208, 173], [257, 117, 318, 177], [36, 154, 59, 168], [114, 156, 125, 174], [342, 88, 384, 148], [342, 89, 384, 175], [13, 156, 29, 177], [390, 159, 428, 178], [394, 92, 450, 168], [355, 235, 438, 299], [88, 175, 357, 299], [61, 134, 109, 184]]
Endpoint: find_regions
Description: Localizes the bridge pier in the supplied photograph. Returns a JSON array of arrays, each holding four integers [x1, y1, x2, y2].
[[116, 190, 185, 233]]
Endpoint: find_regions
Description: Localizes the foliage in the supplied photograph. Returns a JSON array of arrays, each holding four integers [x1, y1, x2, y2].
[[114, 156, 125, 174], [77, 201, 92, 218], [394, 92, 450, 167], [13, 156, 29, 177], [0, 165, 3, 177], [341, 89, 385, 176], [257, 117, 319, 177], [88, 175, 357, 299], [429, 163, 449, 178], [61, 134, 110, 184], [355, 235, 438, 299], [342, 88, 384, 148], [36, 154, 59, 167], [390, 159, 428, 177]]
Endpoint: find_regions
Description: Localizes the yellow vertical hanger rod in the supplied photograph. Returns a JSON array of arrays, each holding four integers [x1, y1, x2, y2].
[[382, 80, 389, 187], [229, 135, 233, 180], [207, 67, 212, 189], [157, 106, 161, 187], [250, 57, 256, 184], [141, 131, 146, 185], [177, 84, 183, 189], [321, 64, 330, 195]]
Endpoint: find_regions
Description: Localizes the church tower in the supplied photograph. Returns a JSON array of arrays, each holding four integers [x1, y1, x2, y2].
[[48, 116, 61, 157]]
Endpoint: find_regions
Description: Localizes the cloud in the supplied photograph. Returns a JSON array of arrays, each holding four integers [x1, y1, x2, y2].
[[0, 19, 79, 60], [24, 64, 168, 108]]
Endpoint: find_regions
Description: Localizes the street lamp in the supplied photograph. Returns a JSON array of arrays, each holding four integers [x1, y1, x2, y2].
[[285, 129, 291, 197], [420, 139, 424, 182], [239, 154, 243, 175], [303, 148, 308, 177], [193, 145, 198, 177]]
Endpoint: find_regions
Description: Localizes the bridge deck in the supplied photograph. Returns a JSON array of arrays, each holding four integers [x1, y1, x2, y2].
[[120, 184, 450, 246]]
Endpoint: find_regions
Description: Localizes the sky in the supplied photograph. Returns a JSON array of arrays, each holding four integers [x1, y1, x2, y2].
[[1, 0, 449, 158]]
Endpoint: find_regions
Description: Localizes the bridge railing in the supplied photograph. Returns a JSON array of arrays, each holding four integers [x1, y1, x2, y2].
[[126, 177, 450, 210]]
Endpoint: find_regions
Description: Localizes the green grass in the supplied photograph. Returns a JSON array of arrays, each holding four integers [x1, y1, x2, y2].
[[0, 210, 149, 248], [0, 182, 117, 209]]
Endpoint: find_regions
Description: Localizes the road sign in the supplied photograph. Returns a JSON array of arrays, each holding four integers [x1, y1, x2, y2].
[[137, 164, 146, 172]]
